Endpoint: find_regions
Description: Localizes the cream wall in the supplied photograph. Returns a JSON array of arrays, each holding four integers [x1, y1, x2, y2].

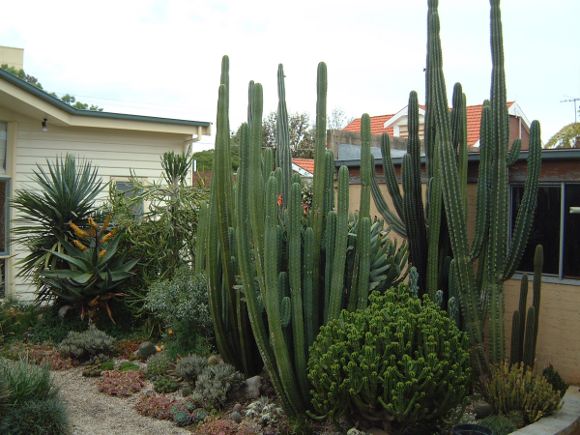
[[1, 108, 191, 301], [351, 179, 580, 383]]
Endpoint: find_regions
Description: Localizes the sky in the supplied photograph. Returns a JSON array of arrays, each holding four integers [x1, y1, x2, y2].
[[1, 0, 578, 149]]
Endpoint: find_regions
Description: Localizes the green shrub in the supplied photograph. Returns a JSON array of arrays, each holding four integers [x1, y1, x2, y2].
[[0, 358, 56, 404], [153, 376, 180, 394], [58, 326, 115, 361], [118, 361, 140, 372], [543, 364, 568, 398], [307, 285, 471, 431], [175, 354, 207, 384], [145, 269, 212, 340], [483, 362, 561, 424], [192, 363, 244, 409], [0, 397, 69, 435], [146, 352, 173, 379], [478, 414, 517, 435]]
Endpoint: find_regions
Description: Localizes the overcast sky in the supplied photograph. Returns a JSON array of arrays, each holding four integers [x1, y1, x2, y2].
[[1, 0, 578, 148]]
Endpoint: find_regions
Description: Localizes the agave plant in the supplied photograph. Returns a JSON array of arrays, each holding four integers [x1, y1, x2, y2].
[[12, 154, 104, 293], [39, 216, 138, 322]]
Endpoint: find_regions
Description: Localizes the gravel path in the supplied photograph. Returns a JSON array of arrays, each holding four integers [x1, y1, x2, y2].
[[51, 368, 190, 435]]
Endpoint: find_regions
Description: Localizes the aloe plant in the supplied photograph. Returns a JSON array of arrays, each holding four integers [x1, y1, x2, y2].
[[40, 217, 138, 322]]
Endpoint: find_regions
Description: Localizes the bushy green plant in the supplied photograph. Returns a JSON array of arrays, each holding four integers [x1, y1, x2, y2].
[[0, 358, 68, 434], [11, 154, 104, 300], [153, 375, 180, 394], [146, 352, 173, 379], [542, 364, 568, 398], [308, 285, 471, 431], [0, 397, 69, 435], [105, 152, 209, 320], [482, 362, 561, 424], [175, 354, 207, 384], [0, 358, 56, 404], [191, 363, 244, 409], [144, 268, 212, 340], [58, 326, 115, 361], [40, 217, 138, 323], [118, 361, 140, 372], [478, 414, 517, 435]]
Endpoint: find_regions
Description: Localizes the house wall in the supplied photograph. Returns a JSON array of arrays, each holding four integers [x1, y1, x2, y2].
[[0, 108, 191, 301], [349, 177, 580, 384]]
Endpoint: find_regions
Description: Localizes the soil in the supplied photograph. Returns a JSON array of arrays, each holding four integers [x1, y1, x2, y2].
[[51, 367, 190, 435]]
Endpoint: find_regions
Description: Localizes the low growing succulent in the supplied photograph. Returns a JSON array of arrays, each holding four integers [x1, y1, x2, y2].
[[97, 370, 145, 397], [478, 414, 518, 435], [191, 363, 244, 409], [482, 362, 561, 424], [118, 361, 140, 372], [542, 364, 568, 398], [145, 352, 173, 379], [153, 375, 180, 394], [58, 326, 115, 362], [245, 396, 284, 428], [308, 285, 471, 431], [175, 354, 207, 384], [134, 393, 178, 420]]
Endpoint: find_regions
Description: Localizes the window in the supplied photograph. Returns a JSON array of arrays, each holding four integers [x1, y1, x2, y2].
[[114, 180, 144, 218], [511, 183, 580, 280]]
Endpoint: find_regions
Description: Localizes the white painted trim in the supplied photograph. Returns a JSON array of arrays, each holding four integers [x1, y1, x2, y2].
[[384, 105, 426, 129], [291, 163, 313, 178], [508, 102, 531, 128]]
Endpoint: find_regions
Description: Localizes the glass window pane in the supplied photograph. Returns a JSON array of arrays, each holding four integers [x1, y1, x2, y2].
[[512, 185, 561, 274], [564, 184, 580, 279]]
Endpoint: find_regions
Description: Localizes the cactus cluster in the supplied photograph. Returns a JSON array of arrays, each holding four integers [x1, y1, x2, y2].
[[203, 59, 407, 416], [367, 0, 542, 371], [307, 284, 471, 429], [482, 362, 561, 425], [510, 245, 543, 368]]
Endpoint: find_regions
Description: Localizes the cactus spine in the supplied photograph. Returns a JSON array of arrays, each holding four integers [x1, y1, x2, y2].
[[367, 0, 542, 373], [510, 245, 543, 368]]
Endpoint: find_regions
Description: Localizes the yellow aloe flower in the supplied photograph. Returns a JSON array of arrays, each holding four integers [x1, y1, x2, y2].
[[87, 216, 98, 229], [72, 239, 87, 251], [98, 249, 107, 258], [167, 328, 174, 336], [102, 215, 111, 229], [69, 221, 89, 239], [100, 231, 115, 244]]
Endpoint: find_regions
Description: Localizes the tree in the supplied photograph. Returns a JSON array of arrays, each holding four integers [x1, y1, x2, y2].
[[328, 107, 352, 130], [1, 64, 103, 111], [262, 111, 315, 156], [545, 123, 580, 149]]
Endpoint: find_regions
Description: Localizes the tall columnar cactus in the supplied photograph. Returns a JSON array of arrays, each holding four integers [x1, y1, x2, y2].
[[510, 245, 543, 368], [368, 0, 542, 372], [206, 59, 407, 416]]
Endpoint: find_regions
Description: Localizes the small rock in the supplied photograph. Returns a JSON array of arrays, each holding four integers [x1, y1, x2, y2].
[[230, 410, 242, 423], [232, 403, 243, 412], [207, 354, 223, 366], [367, 428, 390, 435], [244, 375, 262, 400], [474, 401, 494, 419]]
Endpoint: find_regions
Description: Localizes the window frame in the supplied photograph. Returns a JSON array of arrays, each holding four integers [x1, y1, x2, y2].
[[510, 182, 580, 284]]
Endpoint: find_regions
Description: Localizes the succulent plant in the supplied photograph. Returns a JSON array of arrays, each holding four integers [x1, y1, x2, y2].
[[58, 326, 115, 362], [191, 363, 244, 409], [245, 396, 284, 428], [96, 370, 145, 397], [153, 375, 180, 394], [145, 352, 173, 380], [175, 354, 207, 384], [135, 393, 178, 420], [542, 364, 568, 399], [482, 362, 561, 424], [308, 285, 471, 430]]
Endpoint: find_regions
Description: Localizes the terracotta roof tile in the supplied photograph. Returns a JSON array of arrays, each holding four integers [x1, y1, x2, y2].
[[292, 158, 314, 174]]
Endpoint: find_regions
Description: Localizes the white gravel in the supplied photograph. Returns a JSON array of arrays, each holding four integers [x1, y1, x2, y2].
[[51, 367, 190, 435]]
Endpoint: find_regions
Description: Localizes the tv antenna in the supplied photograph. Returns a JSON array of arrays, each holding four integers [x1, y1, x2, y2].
[[561, 97, 580, 123]]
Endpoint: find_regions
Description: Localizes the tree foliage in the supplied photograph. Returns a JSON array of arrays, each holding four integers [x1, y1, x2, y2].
[[1, 64, 103, 111], [545, 122, 580, 149]]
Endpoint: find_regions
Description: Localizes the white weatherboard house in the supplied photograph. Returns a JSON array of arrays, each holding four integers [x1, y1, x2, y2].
[[0, 68, 211, 301]]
